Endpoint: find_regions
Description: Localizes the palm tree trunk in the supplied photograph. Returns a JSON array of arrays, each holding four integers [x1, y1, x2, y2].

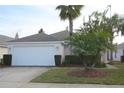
[[69, 18, 73, 36], [69, 19, 73, 54]]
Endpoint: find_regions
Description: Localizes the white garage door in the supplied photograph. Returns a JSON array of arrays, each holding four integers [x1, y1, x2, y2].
[[11, 46, 56, 66]]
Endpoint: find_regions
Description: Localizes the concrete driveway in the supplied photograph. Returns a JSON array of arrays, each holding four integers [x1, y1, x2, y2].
[[0, 67, 49, 82], [0, 67, 49, 87]]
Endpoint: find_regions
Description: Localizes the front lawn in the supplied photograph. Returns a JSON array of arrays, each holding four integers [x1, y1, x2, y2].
[[31, 62, 124, 85]]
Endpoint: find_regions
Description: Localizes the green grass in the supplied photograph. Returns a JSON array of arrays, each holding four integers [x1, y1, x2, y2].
[[111, 62, 124, 69], [31, 62, 124, 85]]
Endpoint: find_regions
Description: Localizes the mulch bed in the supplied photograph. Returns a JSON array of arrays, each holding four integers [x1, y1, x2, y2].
[[68, 70, 110, 78]]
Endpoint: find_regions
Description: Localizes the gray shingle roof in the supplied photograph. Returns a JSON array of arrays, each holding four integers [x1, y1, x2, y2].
[[9, 30, 70, 42], [9, 32, 59, 42], [118, 42, 124, 49], [50, 30, 70, 41], [0, 35, 13, 46]]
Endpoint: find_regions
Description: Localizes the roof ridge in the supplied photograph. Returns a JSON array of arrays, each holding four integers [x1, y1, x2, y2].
[[0, 34, 13, 39], [9, 32, 59, 42], [50, 30, 68, 35]]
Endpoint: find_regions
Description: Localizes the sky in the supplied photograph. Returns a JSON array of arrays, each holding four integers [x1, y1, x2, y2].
[[0, 4, 124, 44]]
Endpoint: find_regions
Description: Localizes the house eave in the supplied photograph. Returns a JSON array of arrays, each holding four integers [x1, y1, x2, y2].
[[8, 41, 65, 45], [0, 45, 7, 48]]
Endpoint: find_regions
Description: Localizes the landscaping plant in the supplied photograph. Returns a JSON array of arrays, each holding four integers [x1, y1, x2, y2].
[[79, 6, 124, 61], [66, 8, 119, 70], [67, 31, 114, 70]]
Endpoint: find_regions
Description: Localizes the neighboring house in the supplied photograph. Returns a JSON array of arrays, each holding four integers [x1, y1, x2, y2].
[[8, 30, 70, 66], [112, 43, 124, 61], [110, 15, 124, 62], [0, 35, 13, 60]]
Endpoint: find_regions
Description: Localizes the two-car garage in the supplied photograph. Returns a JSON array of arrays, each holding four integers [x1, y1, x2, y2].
[[11, 46, 57, 66]]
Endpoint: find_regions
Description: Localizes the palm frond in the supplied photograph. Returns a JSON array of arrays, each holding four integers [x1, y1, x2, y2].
[[56, 5, 84, 20]]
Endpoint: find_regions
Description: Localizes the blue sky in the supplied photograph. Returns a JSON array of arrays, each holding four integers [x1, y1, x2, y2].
[[0, 5, 108, 37], [0, 5, 62, 37], [0, 5, 124, 44]]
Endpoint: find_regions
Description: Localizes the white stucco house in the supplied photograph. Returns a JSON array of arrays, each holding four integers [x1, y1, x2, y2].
[[8, 30, 70, 66], [8, 29, 114, 66], [111, 43, 124, 61], [0, 35, 13, 61]]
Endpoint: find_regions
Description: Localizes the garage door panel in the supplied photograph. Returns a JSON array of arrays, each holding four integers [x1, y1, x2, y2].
[[12, 46, 56, 66]]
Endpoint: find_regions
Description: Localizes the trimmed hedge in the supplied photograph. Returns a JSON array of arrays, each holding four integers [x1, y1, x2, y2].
[[62, 55, 105, 68], [3, 54, 12, 66], [54, 55, 61, 66], [63, 55, 82, 65], [0, 59, 3, 64]]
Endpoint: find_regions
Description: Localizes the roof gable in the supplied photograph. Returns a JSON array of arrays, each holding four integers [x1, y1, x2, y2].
[[0, 35, 13, 46], [9, 32, 59, 42], [9, 30, 70, 42], [50, 30, 69, 41], [118, 42, 124, 49]]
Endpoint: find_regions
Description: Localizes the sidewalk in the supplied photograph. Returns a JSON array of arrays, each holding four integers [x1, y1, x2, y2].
[[0, 82, 124, 88], [106, 64, 118, 69]]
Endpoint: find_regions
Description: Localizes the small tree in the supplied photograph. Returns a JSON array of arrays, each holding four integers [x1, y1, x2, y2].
[[67, 31, 114, 70], [66, 8, 118, 70], [79, 7, 124, 61]]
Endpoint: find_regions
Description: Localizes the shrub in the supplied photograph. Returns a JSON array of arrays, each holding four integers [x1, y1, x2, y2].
[[62, 55, 105, 68], [95, 62, 106, 68], [81, 55, 96, 67], [94, 55, 106, 67], [63, 55, 82, 65], [0, 59, 3, 65], [3, 54, 12, 65], [54, 55, 61, 66]]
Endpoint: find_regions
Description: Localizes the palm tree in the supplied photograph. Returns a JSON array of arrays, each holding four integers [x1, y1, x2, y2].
[[56, 5, 84, 36]]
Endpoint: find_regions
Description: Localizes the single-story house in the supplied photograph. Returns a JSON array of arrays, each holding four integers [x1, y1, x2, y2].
[[111, 42, 124, 61], [0, 35, 13, 60], [8, 30, 70, 66], [8, 29, 111, 66]]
